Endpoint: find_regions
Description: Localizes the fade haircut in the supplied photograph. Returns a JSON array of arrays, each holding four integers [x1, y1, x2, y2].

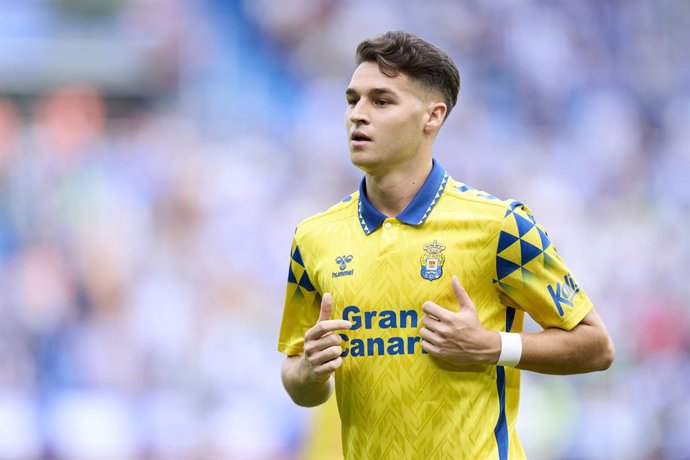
[[355, 30, 461, 121]]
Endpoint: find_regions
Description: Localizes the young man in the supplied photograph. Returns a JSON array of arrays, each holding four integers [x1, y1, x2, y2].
[[278, 31, 614, 459]]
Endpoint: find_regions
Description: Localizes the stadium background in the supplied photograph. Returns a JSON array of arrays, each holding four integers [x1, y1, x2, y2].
[[0, 0, 688, 459]]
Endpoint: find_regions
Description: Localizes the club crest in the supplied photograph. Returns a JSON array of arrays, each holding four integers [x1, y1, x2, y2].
[[420, 240, 446, 281]]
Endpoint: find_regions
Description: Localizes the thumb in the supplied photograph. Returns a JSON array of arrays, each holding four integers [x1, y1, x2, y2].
[[317, 293, 333, 323], [451, 275, 475, 310]]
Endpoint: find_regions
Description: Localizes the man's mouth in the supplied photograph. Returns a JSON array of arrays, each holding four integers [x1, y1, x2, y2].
[[351, 131, 371, 142]]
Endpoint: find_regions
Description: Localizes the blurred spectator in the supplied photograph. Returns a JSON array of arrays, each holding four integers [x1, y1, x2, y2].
[[0, 0, 687, 459]]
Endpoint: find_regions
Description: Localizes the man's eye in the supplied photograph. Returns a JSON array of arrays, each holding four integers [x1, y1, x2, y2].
[[375, 99, 390, 106]]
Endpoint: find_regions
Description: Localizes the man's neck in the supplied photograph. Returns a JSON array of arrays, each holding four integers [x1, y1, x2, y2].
[[363, 158, 433, 218]]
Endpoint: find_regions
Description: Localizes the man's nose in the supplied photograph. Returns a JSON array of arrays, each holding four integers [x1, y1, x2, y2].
[[348, 101, 369, 124]]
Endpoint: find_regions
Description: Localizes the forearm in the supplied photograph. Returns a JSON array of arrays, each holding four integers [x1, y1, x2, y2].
[[281, 355, 334, 407], [419, 277, 614, 374], [515, 313, 615, 375]]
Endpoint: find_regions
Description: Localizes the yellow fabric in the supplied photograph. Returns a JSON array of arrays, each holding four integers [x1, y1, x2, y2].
[[278, 169, 592, 460], [302, 396, 343, 460]]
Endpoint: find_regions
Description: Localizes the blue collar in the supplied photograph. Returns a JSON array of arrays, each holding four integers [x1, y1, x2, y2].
[[357, 159, 449, 235]]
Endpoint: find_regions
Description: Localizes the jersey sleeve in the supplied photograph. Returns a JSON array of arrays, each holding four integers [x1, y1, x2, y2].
[[493, 201, 593, 331], [277, 234, 321, 356]]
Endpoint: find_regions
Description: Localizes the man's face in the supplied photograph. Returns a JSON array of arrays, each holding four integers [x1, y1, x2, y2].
[[345, 61, 430, 173]]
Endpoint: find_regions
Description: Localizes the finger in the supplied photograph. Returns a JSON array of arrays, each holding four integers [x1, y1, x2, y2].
[[303, 332, 342, 355], [312, 356, 343, 376], [421, 314, 442, 332], [420, 339, 439, 356], [452, 275, 475, 310], [422, 301, 451, 321], [318, 293, 333, 323], [308, 345, 345, 367], [305, 319, 352, 341], [419, 327, 439, 344]]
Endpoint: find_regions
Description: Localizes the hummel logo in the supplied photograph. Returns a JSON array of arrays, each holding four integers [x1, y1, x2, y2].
[[333, 255, 354, 278], [548, 273, 580, 316], [335, 255, 353, 270]]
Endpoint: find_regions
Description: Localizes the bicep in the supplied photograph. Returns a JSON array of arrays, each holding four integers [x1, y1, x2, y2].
[[571, 308, 610, 340]]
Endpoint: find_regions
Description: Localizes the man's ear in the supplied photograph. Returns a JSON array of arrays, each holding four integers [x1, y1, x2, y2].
[[424, 102, 447, 132]]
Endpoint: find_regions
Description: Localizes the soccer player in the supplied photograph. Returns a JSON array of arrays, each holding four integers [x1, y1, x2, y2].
[[278, 30, 614, 459]]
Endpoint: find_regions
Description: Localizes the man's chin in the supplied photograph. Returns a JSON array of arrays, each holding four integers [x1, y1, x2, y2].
[[349, 152, 382, 173]]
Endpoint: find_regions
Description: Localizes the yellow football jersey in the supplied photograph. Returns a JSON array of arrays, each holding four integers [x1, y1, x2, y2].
[[278, 160, 593, 460]]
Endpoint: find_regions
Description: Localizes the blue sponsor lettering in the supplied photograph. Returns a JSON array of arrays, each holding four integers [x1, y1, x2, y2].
[[339, 305, 424, 357], [548, 273, 581, 316], [343, 305, 419, 331], [339, 334, 425, 358]]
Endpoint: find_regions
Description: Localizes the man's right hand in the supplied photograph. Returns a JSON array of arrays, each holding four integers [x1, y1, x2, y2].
[[302, 293, 352, 383]]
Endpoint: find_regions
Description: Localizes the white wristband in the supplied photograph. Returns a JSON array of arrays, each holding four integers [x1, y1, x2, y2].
[[497, 332, 522, 367]]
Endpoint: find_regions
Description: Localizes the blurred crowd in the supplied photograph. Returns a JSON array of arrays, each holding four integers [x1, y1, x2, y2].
[[0, 0, 688, 459]]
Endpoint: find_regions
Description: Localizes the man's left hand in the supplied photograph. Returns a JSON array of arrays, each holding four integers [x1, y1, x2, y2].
[[420, 275, 500, 366]]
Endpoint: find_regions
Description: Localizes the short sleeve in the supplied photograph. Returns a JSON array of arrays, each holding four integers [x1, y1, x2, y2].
[[277, 235, 321, 355], [493, 201, 593, 331]]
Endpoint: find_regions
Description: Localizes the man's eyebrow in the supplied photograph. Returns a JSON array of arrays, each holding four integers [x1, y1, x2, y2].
[[345, 87, 397, 97]]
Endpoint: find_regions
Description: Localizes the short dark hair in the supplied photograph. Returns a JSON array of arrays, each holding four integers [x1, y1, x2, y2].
[[355, 30, 461, 120]]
